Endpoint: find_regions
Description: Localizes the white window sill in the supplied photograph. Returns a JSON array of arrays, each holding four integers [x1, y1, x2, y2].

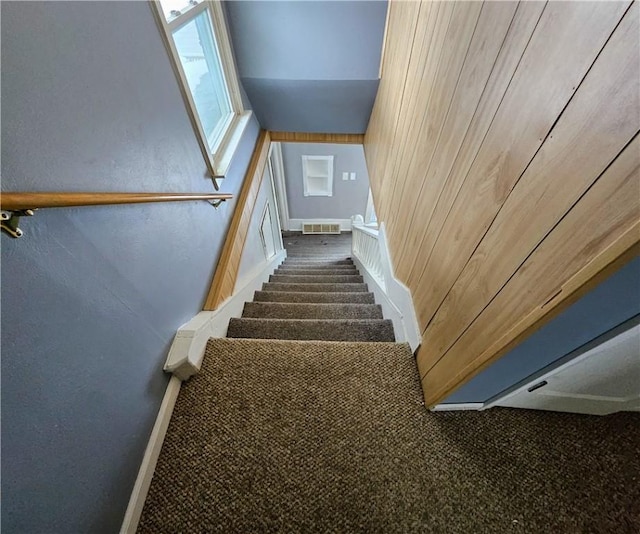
[[213, 111, 253, 178]]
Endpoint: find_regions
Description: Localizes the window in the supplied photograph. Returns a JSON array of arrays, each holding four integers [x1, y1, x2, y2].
[[302, 155, 334, 197], [151, 0, 251, 178]]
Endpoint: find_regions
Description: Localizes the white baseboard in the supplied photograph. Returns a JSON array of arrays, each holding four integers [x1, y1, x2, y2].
[[352, 223, 421, 352], [163, 249, 286, 380], [430, 403, 484, 412], [120, 376, 182, 534], [288, 218, 353, 232]]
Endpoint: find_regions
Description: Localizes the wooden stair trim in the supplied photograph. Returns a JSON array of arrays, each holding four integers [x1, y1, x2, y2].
[[203, 130, 271, 310]]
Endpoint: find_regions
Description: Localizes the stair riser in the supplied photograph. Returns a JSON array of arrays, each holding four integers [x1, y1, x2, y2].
[[253, 291, 376, 304], [283, 260, 354, 266], [276, 268, 357, 275], [242, 302, 383, 320], [286, 253, 351, 257], [263, 283, 368, 293], [227, 318, 395, 342], [269, 275, 364, 284]]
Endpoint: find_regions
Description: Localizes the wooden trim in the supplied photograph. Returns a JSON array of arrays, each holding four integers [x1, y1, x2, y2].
[[203, 130, 271, 310], [0, 192, 232, 211], [268, 132, 364, 144]]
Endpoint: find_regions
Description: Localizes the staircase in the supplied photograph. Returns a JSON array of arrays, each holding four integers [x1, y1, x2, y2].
[[226, 235, 395, 342], [137, 232, 640, 533], [138, 233, 419, 532]]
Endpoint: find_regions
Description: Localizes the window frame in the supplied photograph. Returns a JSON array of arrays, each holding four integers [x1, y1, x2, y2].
[[150, 0, 251, 180]]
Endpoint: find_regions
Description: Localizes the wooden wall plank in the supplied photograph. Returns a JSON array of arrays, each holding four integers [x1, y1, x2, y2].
[[378, 1, 459, 226], [418, 4, 640, 375], [390, 0, 523, 280], [204, 130, 271, 310], [364, 0, 421, 218], [395, 1, 545, 283], [409, 0, 630, 328], [420, 135, 640, 404]]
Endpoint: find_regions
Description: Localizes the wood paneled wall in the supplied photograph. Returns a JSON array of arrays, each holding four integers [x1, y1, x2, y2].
[[364, 1, 640, 406]]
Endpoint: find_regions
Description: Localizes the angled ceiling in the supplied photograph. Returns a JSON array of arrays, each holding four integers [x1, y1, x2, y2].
[[225, 0, 387, 133]]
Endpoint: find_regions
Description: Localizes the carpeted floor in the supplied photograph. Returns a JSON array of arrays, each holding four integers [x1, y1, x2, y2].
[[138, 338, 640, 533]]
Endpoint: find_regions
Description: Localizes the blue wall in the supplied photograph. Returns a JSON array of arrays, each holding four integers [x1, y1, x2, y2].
[[281, 142, 371, 219], [1, 2, 259, 532], [226, 0, 387, 133], [443, 257, 640, 404]]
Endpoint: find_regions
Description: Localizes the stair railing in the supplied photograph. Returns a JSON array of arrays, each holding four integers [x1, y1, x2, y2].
[[352, 223, 386, 291], [0, 191, 232, 238]]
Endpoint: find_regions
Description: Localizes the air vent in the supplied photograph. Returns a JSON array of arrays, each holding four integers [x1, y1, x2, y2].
[[302, 223, 341, 235]]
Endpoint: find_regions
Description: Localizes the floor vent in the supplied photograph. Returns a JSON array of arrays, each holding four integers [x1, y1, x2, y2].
[[302, 223, 341, 235]]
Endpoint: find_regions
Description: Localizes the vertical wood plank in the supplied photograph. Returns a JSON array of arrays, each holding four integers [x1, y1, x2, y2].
[[418, 4, 639, 375], [420, 135, 640, 404], [395, 1, 545, 283], [409, 1, 631, 328]]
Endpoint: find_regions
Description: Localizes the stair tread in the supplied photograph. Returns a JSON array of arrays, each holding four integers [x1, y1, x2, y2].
[[269, 274, 364, 284], [253, 291, 376, 304], [274, 265, 358, 274], [227, 318, 395, 342], [282, 261, 353, 266], [262, 282, 368, 292], [242, 302, 383, 319]]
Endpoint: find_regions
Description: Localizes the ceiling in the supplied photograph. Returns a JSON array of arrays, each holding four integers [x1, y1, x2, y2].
[[225, 0, 388, 134]]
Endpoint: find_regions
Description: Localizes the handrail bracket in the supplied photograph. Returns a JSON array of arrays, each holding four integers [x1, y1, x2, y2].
[[208, 198, 227, 209], [1, 209, 35, 238]]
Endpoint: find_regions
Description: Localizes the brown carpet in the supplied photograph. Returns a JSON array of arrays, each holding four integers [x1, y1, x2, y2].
[[138, 338, 640, 533]]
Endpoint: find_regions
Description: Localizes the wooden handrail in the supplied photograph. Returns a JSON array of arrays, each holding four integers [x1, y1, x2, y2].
[[0, 192, 232, 211]]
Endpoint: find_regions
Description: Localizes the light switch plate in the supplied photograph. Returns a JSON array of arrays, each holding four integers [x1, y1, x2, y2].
[[342, 172, 349, 181], [350, 172, 356, 181]]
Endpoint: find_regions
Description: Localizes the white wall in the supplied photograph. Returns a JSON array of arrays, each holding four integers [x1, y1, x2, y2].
[[236, 165, 283, 288]]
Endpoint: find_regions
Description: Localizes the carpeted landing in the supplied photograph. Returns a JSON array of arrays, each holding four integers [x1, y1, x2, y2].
[[138, 338, 640, 533]]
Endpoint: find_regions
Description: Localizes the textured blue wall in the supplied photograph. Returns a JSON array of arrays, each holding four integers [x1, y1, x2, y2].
[[1, 2, 259, 532], [443, 257, 640, 404], [226, 0, 387, 133]]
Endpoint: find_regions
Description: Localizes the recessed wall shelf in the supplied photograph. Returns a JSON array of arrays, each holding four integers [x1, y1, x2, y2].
[[302, 155, 334, 197]]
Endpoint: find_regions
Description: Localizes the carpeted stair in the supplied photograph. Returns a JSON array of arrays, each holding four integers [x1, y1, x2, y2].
[[227, 245, 395, 342], [138, 233, 640, 533]]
